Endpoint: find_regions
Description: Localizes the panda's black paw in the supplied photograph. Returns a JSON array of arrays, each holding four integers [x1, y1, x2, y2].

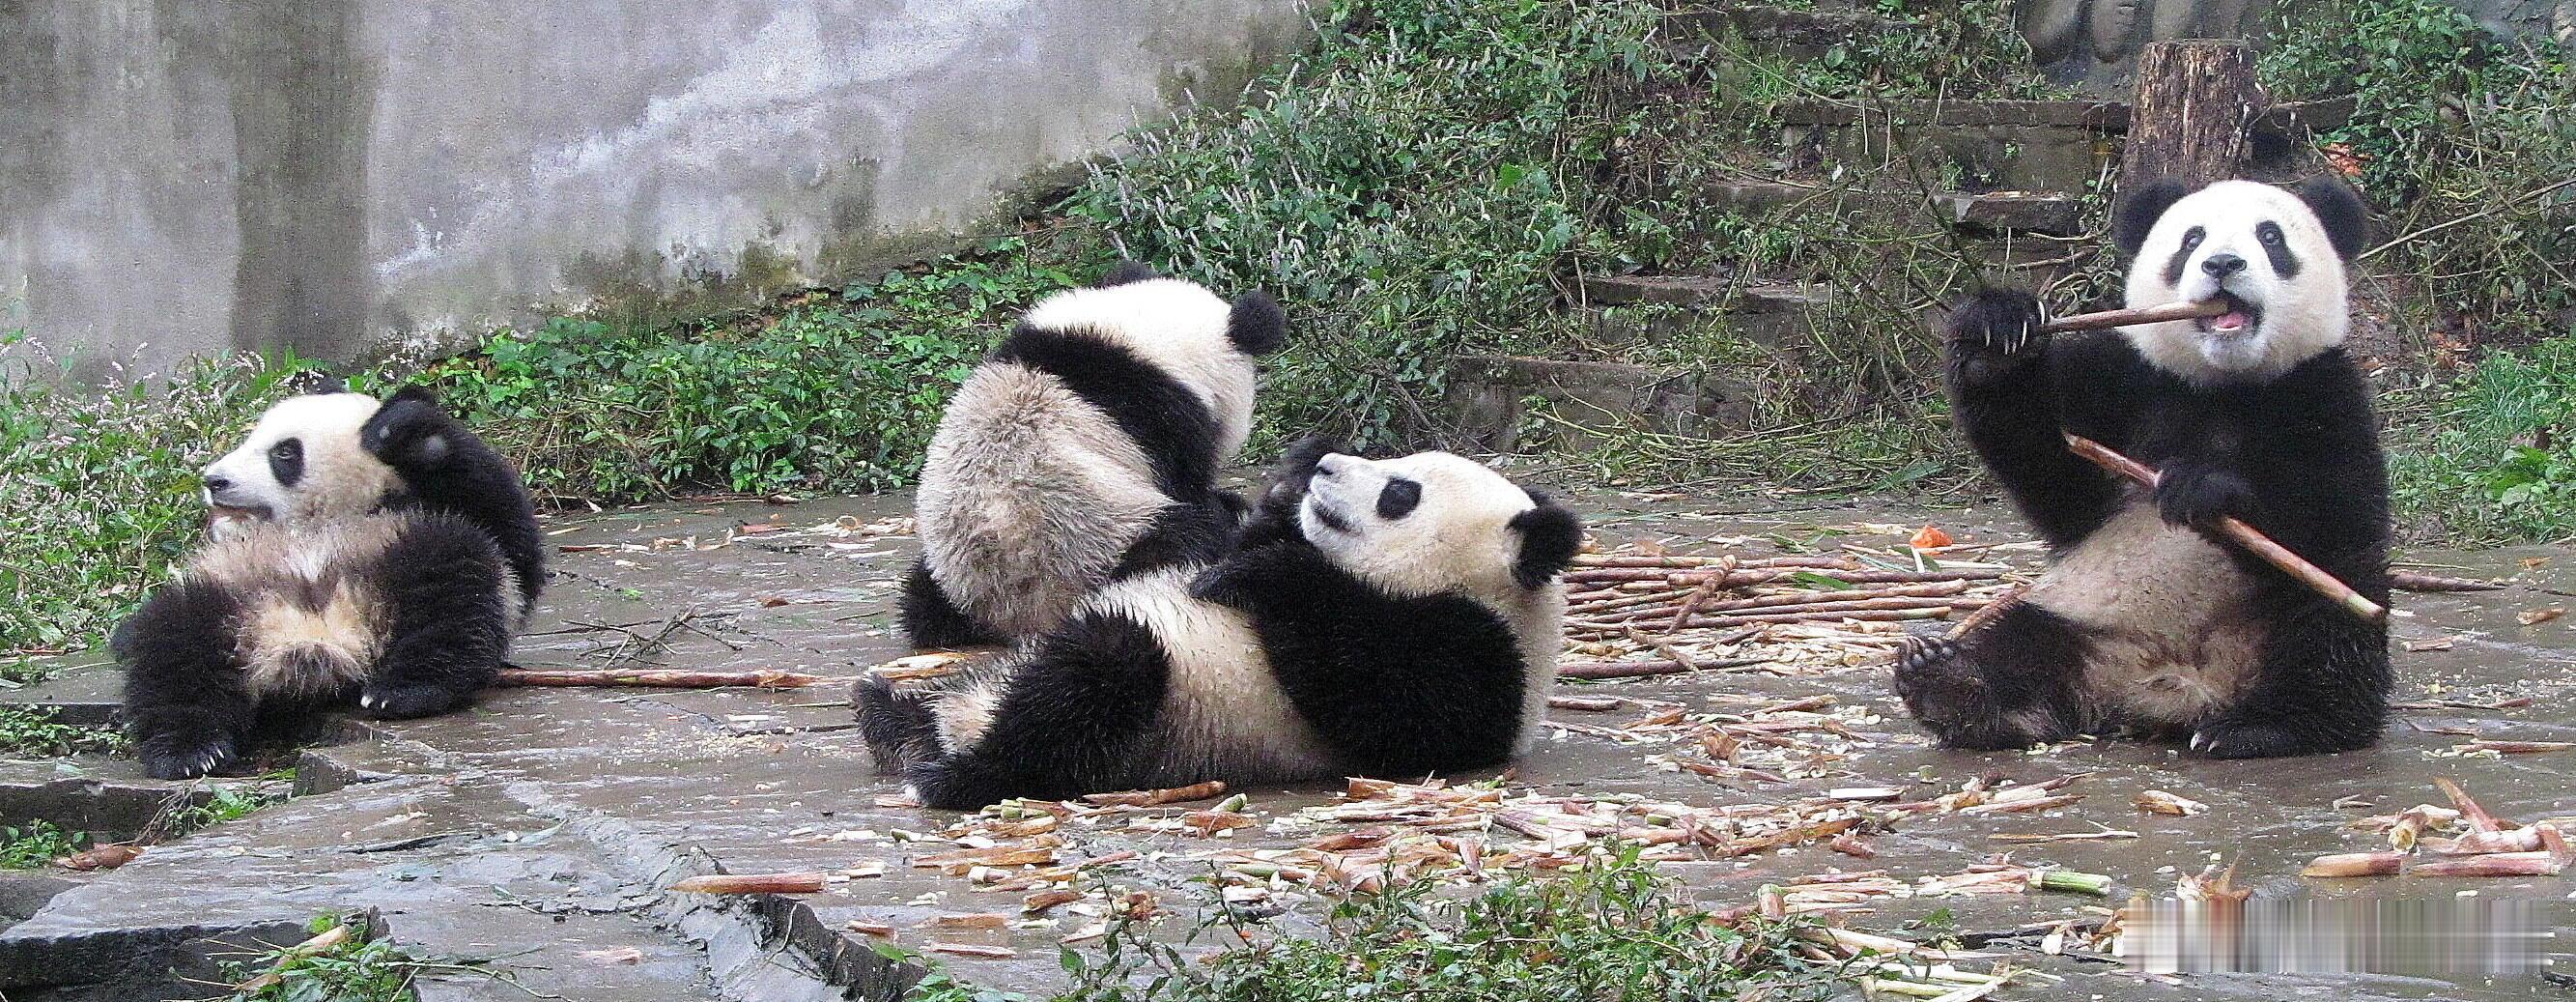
[[2154, 463, 2256, 531], [1942, 289, 2048, 359], [139, 733, 238, 780], [358, 681, 467, 719], [2189, 720, 2318, 759], [359, 389, 458, 471], [1269, 437, 1345, 494], [1892, 637, 1993, 729], [854, 674, 940, 773], [905, 757, 1013, 812]]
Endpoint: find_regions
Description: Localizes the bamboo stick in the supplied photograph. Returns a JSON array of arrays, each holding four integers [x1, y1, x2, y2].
[[1560, 657, 1769, 680], [495, 669, 838, 689], [2040, 299, 2228, 333], [1578, 581, 1976, 626], [2390, 571, 2505, 592], [668, 872, 829, 894], [2062, 433, 2386, 622], [1572, 598, 1978, 633]]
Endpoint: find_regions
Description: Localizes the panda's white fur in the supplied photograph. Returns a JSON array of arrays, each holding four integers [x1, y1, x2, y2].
[[902, 266, 1287, 649], [1899, 177, 2392, 759], [2119, 180, 2353, 385], [119, 388, 543, 779], [861, 443, 1583, 809]]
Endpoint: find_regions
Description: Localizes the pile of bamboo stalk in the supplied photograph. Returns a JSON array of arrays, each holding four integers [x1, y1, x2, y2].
[[1559, 550, 2022, 678]]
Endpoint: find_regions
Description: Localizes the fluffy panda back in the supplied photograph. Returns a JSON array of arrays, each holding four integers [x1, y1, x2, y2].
[[915, 360, 1174, 639]]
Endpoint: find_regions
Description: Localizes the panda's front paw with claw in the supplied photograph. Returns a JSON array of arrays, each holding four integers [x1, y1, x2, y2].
[[140, 732, 238, 780], [2189, 720, 2314, 759], [1943, 289, 2048, 357], [2154, 463, 2256, 531], [357, 681, 467, 719]]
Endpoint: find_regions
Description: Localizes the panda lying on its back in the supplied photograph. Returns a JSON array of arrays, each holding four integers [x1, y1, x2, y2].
[[1896, 177, 2389, 759], [116, 388, 543, 779], [901, 262, 1288, 650], [860, 439, 1583, 810]]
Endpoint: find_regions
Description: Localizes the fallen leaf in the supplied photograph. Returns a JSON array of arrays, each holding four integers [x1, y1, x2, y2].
[[2516, 606, 2564, 626], [579, 947, 645, 966], [53, 844, 142, 871], [1910, 526, 1954, 550]]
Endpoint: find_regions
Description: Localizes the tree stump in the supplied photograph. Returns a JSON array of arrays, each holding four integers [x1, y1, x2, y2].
[[2119, 40, 2265, 188]]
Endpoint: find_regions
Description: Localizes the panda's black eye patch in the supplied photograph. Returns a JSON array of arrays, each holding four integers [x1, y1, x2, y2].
[[268, 439, 304, 487], [2254, 220, 2301, 277], [2162, 226, 2207, 286], [1375, 477, 1422, 519]]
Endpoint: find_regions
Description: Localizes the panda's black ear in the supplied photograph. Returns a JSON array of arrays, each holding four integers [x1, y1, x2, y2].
[[384, 385, 440, 408], [2112, 179, 2192, 256], [1227, 291, 1288, 357], [1093, 260, 1160, 288], [1508, 500, 1583, 589], [2295, 176, 2370, 259]]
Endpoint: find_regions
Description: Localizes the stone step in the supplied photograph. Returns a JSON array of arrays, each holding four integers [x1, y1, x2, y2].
[[1699, 182, 2085, 235], [1759, 97, 2351, 190], [1658, 5, 1909, 60], [1442, 355, 1752, 452], [1569, 275, 1826, 347]]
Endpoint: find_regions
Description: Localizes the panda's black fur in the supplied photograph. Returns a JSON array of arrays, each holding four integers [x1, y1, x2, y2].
[[116, 387, 543, 779], [860, 438, 1583, 810], [899, 262, 1287, 650], [1894, 177, 2390, 759]]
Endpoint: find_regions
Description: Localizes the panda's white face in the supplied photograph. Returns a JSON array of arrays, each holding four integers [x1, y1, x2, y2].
[[2122, 180, 2351, 384], [1297, 451, 1544, 603], [202, 393, 399, 534], [1021, 278, 1262, 457]]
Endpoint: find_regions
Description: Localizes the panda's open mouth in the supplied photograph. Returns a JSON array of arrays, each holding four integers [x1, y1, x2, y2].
[[2194, 293, 2263, 337], [206, 502, 271, 525]]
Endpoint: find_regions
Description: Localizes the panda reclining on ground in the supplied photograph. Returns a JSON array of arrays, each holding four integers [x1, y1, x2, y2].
[[900, 262, 1288, 650], [1895, 177, 2390, 759], [859, 439, 1583, 810], [116, 387, 543, 779]]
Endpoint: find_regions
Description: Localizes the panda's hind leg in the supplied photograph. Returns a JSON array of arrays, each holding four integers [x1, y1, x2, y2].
[[1894, 602, 2091, 751], [361, 517, 510, 719], [116, 579, 258, 779], [906, 617, 1170, 810], [2191, 613, 2389, 759]]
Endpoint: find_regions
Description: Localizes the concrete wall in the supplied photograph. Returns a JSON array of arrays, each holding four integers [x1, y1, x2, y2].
[[0, 0, 1312, 379]]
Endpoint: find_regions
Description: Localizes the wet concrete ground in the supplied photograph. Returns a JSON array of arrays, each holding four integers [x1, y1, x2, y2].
[[1, 482, 2570, 1000]]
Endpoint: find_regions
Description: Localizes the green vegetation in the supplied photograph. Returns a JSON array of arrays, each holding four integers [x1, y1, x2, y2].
[[0, 819, 89, 870], [221, 914, 424, 1002], [0, 345, 309, 655], [390, 238, 1110, 501], [903, 853, 1838, 1002], [0, 704, 128, 758], [2392, 338, 2576, 541]]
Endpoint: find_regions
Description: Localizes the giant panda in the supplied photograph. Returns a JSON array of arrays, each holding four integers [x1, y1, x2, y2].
[[859, 438, 1584, 809], [115, 387, 544, 779], [1894, 176, 2389, 759], [899, 262, 1288, 650]]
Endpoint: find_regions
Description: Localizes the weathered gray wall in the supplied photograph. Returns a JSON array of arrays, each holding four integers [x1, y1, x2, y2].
[[0, 0, 1311, 378]]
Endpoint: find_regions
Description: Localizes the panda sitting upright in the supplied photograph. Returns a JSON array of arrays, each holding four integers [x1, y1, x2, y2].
[[1895, 177, 2390, 759], [860, 439, 1583, 809], [900, 262, 1288, 650], [116, 387, 543, 778]]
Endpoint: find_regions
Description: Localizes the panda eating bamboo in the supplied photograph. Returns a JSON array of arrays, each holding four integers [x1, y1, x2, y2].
[[1895, 177, 2391, 759]]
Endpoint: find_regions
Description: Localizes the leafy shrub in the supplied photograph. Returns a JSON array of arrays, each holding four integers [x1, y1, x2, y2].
[[0, 819, 88, 870], [401, 238, 1107, 501], [2260, 0, 2576, 345], [2394, 336, 2576, 541], [0, 346, 316, 654]]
